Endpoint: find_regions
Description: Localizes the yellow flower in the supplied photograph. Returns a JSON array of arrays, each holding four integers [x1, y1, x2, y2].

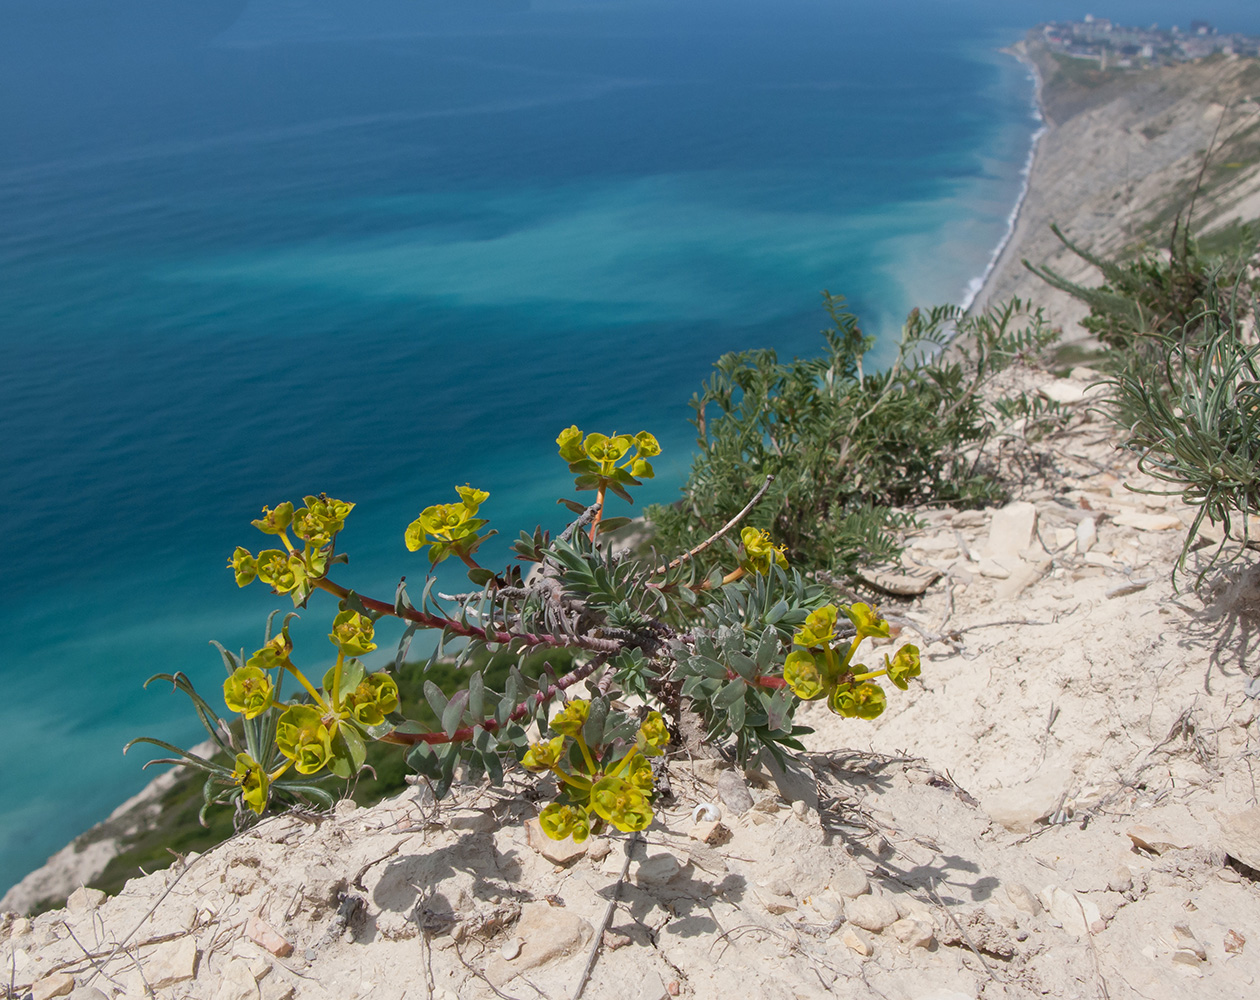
[[550, 699, 591, 738], [328, 609, 377, 658], [522, 735, 566, 772], [637, 711, 670, 757], [795, 605, 838, 648], [276, 705, 334, 775], [885, 644, 921, 690], [740, 527, 788, 575], [223, 666, 274, 720], [589, 776, 653, 833], [232, 753, 269, 815], [782, 650, 827, 701], [845, 602, 890, 639]]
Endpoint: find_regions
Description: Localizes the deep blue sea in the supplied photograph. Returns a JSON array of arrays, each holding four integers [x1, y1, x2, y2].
[[3, 0, 1257, 894]]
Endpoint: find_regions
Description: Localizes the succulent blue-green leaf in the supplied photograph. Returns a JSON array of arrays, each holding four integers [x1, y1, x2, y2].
[[767, 688, 793, 733], [395, 578, 415, 615], [424, 680, 449, 718], [763, 599, 789, 625], [583, 697, 609, 747], [728, 652, 757, 681], [468, 671, 485, 722], [443, 690, 469, 738], [693, 655, 728, 680], [755, 625, 780, 669], [714, 679, 747, 709], [728, 695, 746, 732]]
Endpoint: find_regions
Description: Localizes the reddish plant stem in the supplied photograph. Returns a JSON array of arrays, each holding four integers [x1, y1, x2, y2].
[[724, 670, 786, 690], [377, 656, 605, 746], [312, 577, 622, 654], [587, 484, 606, 543]]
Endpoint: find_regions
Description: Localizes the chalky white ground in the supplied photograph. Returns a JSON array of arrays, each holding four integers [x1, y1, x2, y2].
[[4, 368, 1260, 1000]]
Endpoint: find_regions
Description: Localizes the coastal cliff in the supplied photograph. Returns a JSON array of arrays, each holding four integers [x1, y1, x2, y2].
[[977, 38, 1260, 337], [4, 41, 1260, 1000]]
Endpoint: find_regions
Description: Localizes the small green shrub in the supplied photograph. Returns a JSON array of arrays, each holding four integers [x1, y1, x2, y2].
[[647, 295, 1059, 577]]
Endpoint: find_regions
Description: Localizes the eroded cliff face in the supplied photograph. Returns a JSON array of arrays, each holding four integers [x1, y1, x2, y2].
[[978, 42, 1260, 335]]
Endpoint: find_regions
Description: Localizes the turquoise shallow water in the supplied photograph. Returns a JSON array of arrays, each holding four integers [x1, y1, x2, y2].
[[0, 0, 1048, 892]]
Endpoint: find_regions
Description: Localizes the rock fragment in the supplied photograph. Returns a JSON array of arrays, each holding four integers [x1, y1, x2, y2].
[[484, 901, 592, 987], [1039, 887, 1103, 937], [842, 925, 873, 956], [845, 895, 899, 933], [1126, 824, 1189, 855], [1005, 882, 1041, 915], [717, 769, 754, 814], [890, 916, 935, 948], [831, 869, 870, 899], [986, 502, 1038, 558], [525, 818, 587, 865], [31, 973, 75, 1000], [1113, 511, 1182, 531], [982, 768, 1071, 833], [65, 887, 105, 914], [212, 959, 262, 1000], [633, 853, 683, 888], [1220, 806, 1260, 870], [142, 935, 198, 988], [245, 914, 293, 958], [688, 820, 729, 845], [1225, 929, 1246, 954]]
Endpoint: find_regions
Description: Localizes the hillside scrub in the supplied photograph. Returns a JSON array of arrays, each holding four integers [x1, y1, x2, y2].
[[648, 295, 1059, 579]]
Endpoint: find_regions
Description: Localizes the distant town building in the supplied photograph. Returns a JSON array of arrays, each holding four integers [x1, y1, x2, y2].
[[1038, 16, 1258, 67]]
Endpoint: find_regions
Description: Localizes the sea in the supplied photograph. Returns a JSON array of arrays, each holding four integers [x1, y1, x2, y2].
[[3, 0, 1255, 895]]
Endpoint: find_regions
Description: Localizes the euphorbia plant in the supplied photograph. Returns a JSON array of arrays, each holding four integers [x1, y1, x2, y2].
[[132, 426, 922, 838]]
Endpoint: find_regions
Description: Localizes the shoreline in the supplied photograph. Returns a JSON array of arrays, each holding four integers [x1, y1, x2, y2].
[[960, 39, 1049, 315]]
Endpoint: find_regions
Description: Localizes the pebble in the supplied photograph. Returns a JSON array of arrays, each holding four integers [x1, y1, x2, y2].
[[1221, 806, 1260, 870], [717, 769, 754, 814], [633, 853, 683, 887], [831, 869, 869, 899], [1107, 867, 1133, 894], [842, 925, 874, 956], [586, 838, 612, 862], [890, 916, 935, 949], [65, 887, 106, 914], [141, 935, 198, 988], [246, 914, 294, 958], [986, 501, 1038, 558], [31, 973, 75, 1000], [1225, 929, 1246, 954], [499, 937, 523, 960], [67, 988, 109, 1000], [691, 802, 721, 823], [1076, 517, 1098, 554], [845, 894, 899, 933]]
